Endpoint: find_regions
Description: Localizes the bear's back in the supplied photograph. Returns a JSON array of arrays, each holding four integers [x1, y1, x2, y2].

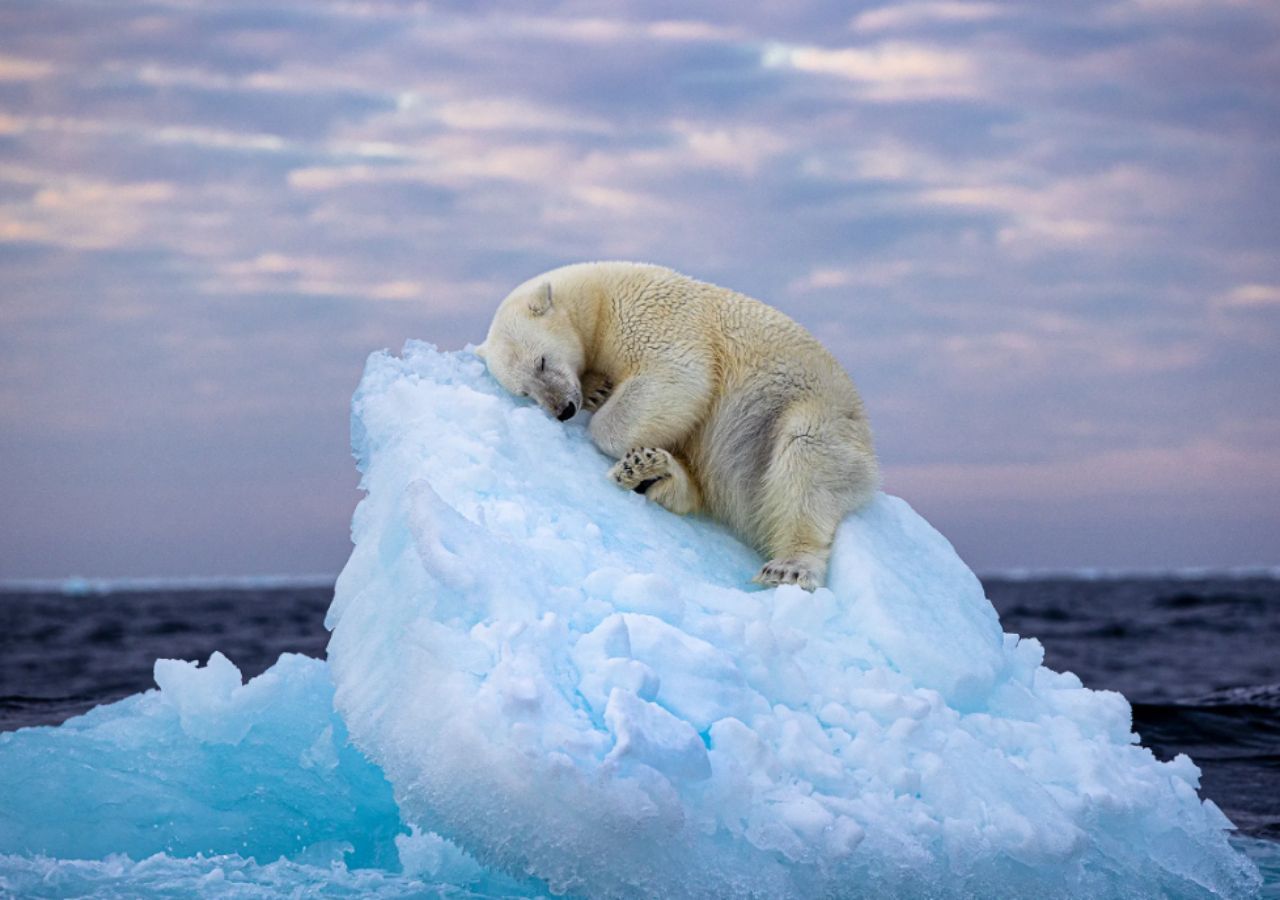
[[549, 261, 858, 404]]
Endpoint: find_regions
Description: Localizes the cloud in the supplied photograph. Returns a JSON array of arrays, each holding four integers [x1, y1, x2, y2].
[[0, 174, 178, 250], [203, 253, 437, 303], [1207, 283, 1280, 347], [892, 437, 1280, 514], [828, 136, 1197, 254], [761, 40, 982, 100], [1215, 283, 1280, 309], [851, 2, 1009, 34], [0, 112, 295, 156], [0, 55, 54, 80], [1105, 0, 1280, 22], [502, 16, 745, 45], [668, 121, 791, 174], [429, 97, 613, 133]]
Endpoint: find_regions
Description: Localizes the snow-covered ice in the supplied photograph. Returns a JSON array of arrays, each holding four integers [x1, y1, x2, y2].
[[0, 341, 1264, 898]]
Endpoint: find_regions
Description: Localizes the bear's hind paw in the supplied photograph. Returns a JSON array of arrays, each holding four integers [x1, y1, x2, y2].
[[754, 558, 820, 592]]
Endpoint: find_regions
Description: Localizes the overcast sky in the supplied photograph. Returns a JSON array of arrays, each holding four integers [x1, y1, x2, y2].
[[1, 0, 1277, 578]]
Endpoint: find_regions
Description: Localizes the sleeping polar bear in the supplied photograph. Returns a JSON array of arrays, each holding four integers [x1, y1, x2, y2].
[[477, 262, 880, 591]]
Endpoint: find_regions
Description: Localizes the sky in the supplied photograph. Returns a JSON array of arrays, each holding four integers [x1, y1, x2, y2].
[[1, 0, 1277, 579]]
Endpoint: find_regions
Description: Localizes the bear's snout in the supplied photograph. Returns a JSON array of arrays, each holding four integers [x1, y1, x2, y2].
[[557, 401, 577, 421]]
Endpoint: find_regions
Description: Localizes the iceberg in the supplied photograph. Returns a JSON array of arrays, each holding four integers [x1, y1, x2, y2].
[[325, 343, 1260, 899], [0, 652, 399, 868], [0, 342, 1264, 898], [0, 651, 535, 898]]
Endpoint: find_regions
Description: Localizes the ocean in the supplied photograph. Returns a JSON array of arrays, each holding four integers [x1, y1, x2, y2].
[[2, 574, 1278, 887]]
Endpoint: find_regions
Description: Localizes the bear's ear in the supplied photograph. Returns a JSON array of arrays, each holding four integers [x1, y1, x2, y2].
[[528, 282, 553, 317]]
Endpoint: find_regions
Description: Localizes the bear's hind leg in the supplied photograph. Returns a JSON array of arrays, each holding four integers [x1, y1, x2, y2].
[[608, 447, 702, 516], [753, 406, 878, 592]]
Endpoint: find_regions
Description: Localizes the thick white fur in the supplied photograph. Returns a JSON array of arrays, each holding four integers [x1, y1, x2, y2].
[[478, 262, 880, 590]]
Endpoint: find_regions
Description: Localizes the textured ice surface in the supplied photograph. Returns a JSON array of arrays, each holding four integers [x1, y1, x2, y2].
[[0, 850, 496, 899], [0, 653, 401, 867], [0, 652, 536, 898], [324, 342, 1262, 899]]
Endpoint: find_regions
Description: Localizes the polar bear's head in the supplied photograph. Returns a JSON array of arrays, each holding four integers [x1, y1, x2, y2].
[[478, 280, 585, 422]]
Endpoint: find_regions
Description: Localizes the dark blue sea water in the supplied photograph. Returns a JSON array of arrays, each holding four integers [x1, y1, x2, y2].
[[2, 574, 1278, 876]]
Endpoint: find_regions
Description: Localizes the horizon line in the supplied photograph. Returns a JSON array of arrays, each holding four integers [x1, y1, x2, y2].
[[2, 565, 1279, 595]]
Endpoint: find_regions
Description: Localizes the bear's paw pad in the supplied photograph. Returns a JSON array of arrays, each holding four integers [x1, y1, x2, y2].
[[609, 447, 673, 493]]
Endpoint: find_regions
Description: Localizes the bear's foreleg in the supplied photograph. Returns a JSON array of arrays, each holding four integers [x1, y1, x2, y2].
[[608, 447, 702, 516], [579, 371, 614, 412], [587, 372, 709, 459]]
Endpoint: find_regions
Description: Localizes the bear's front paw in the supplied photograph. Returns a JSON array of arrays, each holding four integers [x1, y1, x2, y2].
[[609, 447, 672, 494], [580, 371, 614, 412], [753, 558, 820, 592]]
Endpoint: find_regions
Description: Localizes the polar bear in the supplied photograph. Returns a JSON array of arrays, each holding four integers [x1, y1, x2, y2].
[[477, 262, 879, 591]]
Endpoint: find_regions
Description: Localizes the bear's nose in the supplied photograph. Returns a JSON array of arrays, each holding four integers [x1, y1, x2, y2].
[[557, 401, 577, 421]]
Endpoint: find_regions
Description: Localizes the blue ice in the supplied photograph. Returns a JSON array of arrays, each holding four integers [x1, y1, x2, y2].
[[0, 343, 1265, 898]]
